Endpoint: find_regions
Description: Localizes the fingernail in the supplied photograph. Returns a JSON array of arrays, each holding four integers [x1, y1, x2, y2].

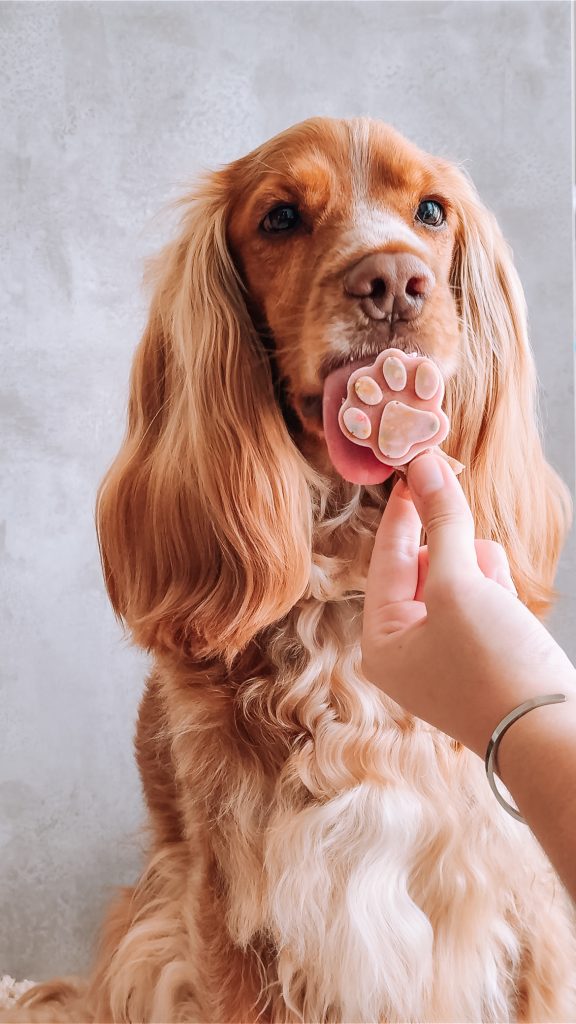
[[408, 454, 445, 496]]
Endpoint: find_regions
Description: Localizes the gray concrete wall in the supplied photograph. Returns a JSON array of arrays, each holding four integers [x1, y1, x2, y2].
[[1, 0, 573, 981]]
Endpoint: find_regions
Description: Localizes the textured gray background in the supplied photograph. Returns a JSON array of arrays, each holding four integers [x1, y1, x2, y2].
[[1, 0, 574, 982]]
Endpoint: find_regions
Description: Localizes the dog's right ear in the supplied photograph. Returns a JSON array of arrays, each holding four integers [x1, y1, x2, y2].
[[96, 177, 312, 666], [442, 161, 571, 616]]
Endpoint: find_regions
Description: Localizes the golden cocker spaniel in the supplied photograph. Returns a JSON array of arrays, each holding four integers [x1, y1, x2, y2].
[[15, 117, 576, 1024]]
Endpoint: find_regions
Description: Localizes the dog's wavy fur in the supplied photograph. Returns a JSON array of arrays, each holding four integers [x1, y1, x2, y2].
[[13, 118, 575, 1023]]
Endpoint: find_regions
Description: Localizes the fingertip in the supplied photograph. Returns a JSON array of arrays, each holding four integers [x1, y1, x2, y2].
[[406, 451, 447, 498], [494, 568, 518, 596]]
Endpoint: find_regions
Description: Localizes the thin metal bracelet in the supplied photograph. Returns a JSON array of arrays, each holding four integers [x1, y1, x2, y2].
[[484, 694, 567, 823]]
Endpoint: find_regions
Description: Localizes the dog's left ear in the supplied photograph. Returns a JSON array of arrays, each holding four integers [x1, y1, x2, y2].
[[96, 173, 312, 666], [443, 168, 571, 616]]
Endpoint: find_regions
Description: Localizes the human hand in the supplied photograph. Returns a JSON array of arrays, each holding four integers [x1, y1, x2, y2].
[[362, 452, 576, 758]]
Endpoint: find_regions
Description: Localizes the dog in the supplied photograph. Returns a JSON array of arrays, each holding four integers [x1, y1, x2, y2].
[[13, 117, 576, 1023]]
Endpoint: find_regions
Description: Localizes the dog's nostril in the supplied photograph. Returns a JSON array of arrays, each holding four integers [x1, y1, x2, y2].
[[370, 278, 387, 300], [406, 276, 429, 298]]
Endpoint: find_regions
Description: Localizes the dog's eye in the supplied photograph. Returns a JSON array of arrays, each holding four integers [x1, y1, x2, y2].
[[261, 205, 300, 233], [416, 200, 445, 227]]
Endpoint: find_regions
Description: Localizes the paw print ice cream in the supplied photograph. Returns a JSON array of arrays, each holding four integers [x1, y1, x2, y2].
[[322, 348, 461, 485], [339, 349, 449, 465]]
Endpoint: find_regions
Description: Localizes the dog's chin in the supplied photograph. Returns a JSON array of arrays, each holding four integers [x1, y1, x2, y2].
[[294, 393, 324, 434], [296, 427, 350, 484], [280, 392, 333, 475]]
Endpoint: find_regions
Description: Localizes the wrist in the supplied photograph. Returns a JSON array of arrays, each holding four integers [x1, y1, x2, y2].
[[476, 659, 576, 764], [495, 695, 576, 786], [489, 695, 576, 895]]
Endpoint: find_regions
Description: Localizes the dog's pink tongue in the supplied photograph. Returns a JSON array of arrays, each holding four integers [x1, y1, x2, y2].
[[322, 363, 395, 485]]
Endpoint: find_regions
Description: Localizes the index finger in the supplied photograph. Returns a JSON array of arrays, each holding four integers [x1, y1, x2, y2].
[[365, 478, 423, 615]]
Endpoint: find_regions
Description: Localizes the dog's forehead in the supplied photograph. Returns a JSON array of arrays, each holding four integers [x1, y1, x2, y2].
[[230, 117, 443, 220]]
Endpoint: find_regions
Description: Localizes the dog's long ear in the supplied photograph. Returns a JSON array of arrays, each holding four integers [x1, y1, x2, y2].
[[97, 176, 312, 665], [443, 167, 571, 615]]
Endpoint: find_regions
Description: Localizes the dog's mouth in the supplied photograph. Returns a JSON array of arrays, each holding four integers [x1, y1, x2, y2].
[[266, 317, 432, 484], [297, 339, 425, 485]]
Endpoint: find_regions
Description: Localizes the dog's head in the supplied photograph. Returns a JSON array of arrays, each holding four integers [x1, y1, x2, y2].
[[97, 117, 570, 664], [226, 119, 461, 476]]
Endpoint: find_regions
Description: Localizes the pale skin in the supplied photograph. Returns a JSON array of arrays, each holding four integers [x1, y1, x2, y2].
[[362, 451, 576, 902]]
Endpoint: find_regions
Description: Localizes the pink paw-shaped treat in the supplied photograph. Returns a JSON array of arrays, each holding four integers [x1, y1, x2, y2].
[[338, 349, 449, 468]]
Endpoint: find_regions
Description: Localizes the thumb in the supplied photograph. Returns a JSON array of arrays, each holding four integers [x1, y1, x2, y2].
[[406, 452, 480, 581]]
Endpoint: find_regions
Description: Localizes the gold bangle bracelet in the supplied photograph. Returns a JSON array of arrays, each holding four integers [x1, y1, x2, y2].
[[484, 694, 567, 823]]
